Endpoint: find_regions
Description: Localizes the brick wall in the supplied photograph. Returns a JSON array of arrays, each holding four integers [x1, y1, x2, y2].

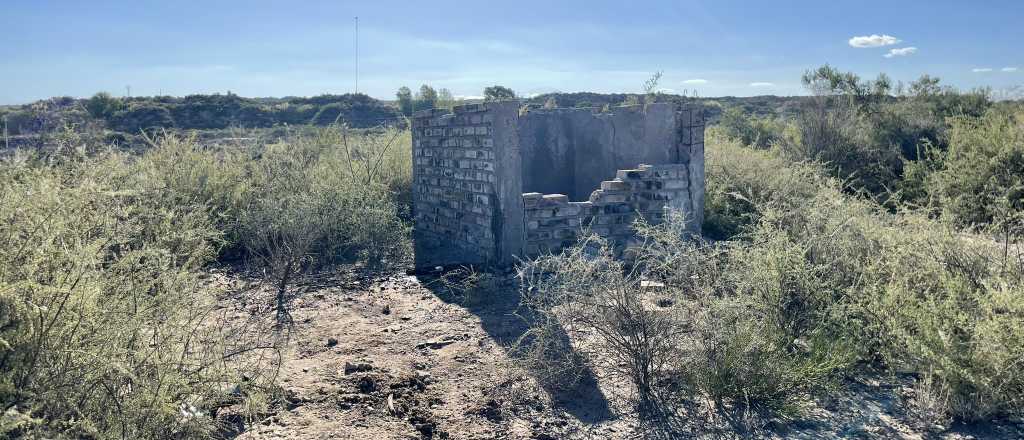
[[410, 102, 702, 269], [411, 102, 522, 268], [522, 164, 693, 257]]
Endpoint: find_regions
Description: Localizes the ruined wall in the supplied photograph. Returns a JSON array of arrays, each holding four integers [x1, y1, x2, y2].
[[410, 101, 704, 269], [410, 102, 523, 268], [676, 107, 706, 229], [522, 164, 694, 257], [517, 103, 680, 201]]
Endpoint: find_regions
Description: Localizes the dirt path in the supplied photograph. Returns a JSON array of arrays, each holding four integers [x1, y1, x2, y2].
[[217, 268, 1024, 440]]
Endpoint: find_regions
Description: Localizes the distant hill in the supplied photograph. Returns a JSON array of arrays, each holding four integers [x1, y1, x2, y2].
[[0, 93, 401, 136], [523, 92, 814, 123], [0, 92, 820, 139]]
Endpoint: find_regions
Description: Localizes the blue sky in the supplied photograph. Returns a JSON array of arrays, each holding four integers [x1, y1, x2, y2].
[[1, 0, 1021, 104]]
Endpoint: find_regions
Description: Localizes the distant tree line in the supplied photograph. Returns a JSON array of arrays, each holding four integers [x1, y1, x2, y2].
[[0, 92, 403, 135], [394, 84, 518, 116], [92, 92, 400, 133]]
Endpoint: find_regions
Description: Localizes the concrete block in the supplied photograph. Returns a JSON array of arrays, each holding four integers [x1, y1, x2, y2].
[[616, 169, 647, 180], [541, 194, 569, 205], [601, 180, 631, 191]]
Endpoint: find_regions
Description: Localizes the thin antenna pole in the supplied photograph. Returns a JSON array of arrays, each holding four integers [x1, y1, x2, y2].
[[355, 16, 359, 94]]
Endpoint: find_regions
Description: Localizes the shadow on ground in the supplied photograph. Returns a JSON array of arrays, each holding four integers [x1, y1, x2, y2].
[[418, 269, 615, 425]]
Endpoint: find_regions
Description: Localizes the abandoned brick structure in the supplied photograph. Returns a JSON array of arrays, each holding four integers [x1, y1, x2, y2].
[[411, 101, 705, 269]]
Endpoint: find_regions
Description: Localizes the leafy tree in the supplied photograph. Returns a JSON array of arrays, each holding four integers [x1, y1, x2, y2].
[[483, 85, 516, 101], [436, 88, 457, 110], [415, 85, 438, 111], [84, 92, 123, 119], [801, 64, 891, 108], [396, 86, 413, 116]]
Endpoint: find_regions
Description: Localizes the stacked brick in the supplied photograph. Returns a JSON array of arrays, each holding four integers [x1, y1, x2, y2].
[[522, 164, 692, 257], [411, 104, 500, 264]]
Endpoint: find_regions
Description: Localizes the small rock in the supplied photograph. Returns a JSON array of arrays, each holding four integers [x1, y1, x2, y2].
[[416, 339, 455, 350], [326, 337, 339, 347], [640, 280, 665, 289], [357, 376, 377, 394], [345, 362, 373, 374]]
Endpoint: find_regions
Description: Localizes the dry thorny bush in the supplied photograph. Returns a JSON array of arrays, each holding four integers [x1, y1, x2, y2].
[[515, 137, 1024, 430], [0, 149, 284, 439], [514, 211, 845, 431], [0, 124, 414, 438]]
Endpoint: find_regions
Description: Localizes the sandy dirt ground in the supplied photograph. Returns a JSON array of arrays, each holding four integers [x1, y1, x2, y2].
[[209, 266, 1024, 440]]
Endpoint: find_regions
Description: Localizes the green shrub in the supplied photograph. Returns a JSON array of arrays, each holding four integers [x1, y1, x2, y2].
[[924, 109, 1024, 229], [718, 107, 791, 149], [110, 103, 176, 133], [0, 151, 277, 438], [703, 131, 823, 240], [238, 134, 409, 320], [0, 123, 415, 435], [130, 128, 411, 321], [706, 133, 1024, 422], [518, 212, 854, 419], [84, 92, 124, 119], [521, 132, 1024, 424]]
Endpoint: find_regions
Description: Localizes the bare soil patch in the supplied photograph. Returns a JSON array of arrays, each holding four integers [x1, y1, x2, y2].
[[211, 267, 1024, 439]]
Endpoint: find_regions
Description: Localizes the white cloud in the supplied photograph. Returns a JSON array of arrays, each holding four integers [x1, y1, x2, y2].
[[973, 68, 994, 73], [1003, 67, 1019, 72], [749, 82, 774, 87], [849, 34, 901, 48], [883, 47, 917, 58], [682, 79, 708, 85]]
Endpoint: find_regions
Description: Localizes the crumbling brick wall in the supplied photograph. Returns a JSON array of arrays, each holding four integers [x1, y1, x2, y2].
[[522, 164, 693, 256], [411, 101, 703, 269]]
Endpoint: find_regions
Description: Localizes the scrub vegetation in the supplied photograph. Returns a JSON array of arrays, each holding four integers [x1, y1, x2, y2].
[[1, 70, 1023, 437]]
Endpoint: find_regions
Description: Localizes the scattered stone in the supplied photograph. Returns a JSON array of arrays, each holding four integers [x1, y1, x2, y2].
[[344, 362, 373, 374], [326, 337, 339, 347], [382, 304, 391, 315], [640, 280, 665, 289], [415, 370, 434, 384], [417, 339, 455, 350], [357, 376, 377, 394]]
